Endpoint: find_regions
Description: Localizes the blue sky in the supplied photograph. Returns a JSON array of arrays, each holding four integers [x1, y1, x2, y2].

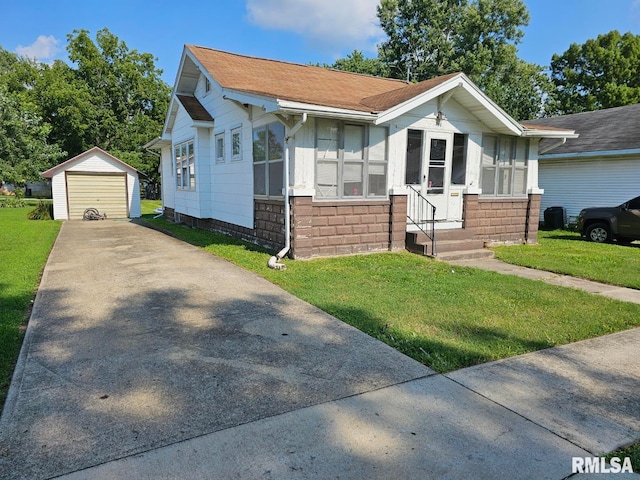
[[2, 0, 639, 85]]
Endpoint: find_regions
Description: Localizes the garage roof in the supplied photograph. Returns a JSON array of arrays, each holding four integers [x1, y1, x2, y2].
[[42, 147, 141, 178]]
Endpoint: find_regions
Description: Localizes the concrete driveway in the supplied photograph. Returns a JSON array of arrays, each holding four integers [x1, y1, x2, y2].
[[1, 221, 638, 479]]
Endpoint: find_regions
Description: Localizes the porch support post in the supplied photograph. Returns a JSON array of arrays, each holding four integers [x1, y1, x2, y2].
[[389, 194, 408, 251]]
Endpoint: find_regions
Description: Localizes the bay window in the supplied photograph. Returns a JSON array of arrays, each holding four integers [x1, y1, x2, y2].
[[316, 120, 388, 199]]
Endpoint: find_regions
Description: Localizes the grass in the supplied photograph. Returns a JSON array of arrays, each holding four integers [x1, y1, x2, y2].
[[0, 207, 60, 409], [492, 229, 640, 289], [607, 441, 640, 472], [142, 214, 640, 373], [141, 199, 162, 215]]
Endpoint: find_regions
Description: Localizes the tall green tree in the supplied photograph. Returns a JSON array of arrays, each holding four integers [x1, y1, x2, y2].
[[33, 28, 171, 182], [548, 30, 640, 115], [375, 0, 549, 119], [328, 50, 390, 77], [0, 85, 65, 186]]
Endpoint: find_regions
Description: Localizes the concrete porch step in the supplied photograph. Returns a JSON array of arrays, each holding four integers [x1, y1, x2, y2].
[[406, 229, 493, 259], [434, 248, 495, 262]]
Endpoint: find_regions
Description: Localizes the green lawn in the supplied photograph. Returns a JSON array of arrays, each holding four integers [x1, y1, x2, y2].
[[142, 215, 640, 373], [492, 230, 640, 290], [0, 207, 60, 408]]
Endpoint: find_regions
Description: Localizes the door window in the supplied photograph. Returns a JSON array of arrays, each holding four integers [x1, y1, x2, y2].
[[427, 138, 446, 194]]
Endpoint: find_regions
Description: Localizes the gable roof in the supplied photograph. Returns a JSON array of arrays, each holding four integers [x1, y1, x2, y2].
[[522, 104, 640, 156], [184, 45, 409, 113], [168, 45, 575, 139], [41, 146, 139, 178]]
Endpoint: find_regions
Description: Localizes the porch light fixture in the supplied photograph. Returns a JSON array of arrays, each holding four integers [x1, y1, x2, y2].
[[436, 110, 446, 125]]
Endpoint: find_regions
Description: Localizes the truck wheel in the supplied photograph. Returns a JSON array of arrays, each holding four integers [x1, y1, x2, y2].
[[585, 223, 611, 243]]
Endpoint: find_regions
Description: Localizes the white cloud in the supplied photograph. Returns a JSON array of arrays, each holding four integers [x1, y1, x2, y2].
[[15, 35, 61, 61], [246, 0, 383, 54]]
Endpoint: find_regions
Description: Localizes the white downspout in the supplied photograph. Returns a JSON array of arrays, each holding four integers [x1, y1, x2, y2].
[[268, 113, 308, 270]]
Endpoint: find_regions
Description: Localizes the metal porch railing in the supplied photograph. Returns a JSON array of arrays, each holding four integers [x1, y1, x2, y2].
[[407, 185, 437, 256]]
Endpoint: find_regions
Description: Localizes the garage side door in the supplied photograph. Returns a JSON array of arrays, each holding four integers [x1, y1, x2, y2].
[[67, 173, 128, 219]]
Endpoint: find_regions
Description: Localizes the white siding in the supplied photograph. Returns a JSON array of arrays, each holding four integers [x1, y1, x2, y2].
[[51, 171, 69, 220], [539, 156, 640, 223], [163, 80, 254, 229]]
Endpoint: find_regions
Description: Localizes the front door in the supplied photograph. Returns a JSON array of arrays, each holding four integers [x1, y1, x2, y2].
[[423, 132, 453, 221], [405, 130, 454, 222]]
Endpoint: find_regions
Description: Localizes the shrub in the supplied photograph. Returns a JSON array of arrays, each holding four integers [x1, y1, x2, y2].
[[0, 197, 27, 208], [28, 201, 54, 220]]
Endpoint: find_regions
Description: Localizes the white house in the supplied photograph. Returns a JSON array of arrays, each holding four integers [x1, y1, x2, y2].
[[149, 45, 575, 259], [42, 147, 142, 220], [523, 104, 640, 225]]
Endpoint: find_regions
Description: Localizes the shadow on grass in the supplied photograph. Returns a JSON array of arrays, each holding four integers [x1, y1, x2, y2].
[[321, 304, 552, 373]]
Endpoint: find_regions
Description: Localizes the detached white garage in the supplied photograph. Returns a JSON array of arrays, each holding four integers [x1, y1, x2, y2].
[[42, 147, 142, 220]]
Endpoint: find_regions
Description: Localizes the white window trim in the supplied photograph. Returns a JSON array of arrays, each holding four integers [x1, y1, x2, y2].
[[480, 134, 529, 197], [314, 120, 389, 201], [215, 132, 225, 164], [174, 138, 196, 191], [231, 126, 242, 162]]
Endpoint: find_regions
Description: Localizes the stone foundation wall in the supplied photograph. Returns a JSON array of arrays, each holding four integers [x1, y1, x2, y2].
[[254, 199, 285, 251], [290, 195, 407, 259], [463, 194, 541, 244]]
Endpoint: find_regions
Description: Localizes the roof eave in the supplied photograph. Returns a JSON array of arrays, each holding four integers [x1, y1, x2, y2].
[[278, 100, 378, 121], [540, 148, 640, 160], [521, 129, 579, 139]]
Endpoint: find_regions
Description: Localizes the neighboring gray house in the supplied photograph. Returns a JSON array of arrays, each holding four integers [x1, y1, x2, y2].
[[523, 104, 640, 224]]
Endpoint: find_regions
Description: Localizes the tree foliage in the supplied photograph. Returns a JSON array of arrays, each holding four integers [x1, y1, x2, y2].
[[0, 28, 170, 187], [327, 50, 389, 77], [375, 0, 548, 120], [0, 85, 65, 185], [549, 30, 640, 115]]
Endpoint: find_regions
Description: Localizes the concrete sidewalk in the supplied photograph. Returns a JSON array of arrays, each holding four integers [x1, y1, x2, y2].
[[0, 221, 638, 479], [446, 257, 640, 305]]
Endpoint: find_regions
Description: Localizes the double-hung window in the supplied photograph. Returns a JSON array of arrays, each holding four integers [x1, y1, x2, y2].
[[481, 135, 528, 196], [174, 140, 195, 190], [253, 122, 285, 197], [316, 119, 388, 199], [215, 132, 225, 164], [231, 126, 242, 161]]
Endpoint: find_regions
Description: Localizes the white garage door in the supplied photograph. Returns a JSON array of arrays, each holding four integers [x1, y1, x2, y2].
[[67, 173, 128, 219]]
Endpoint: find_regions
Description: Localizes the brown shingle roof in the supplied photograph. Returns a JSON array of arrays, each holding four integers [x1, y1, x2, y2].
[[187, 45, 458, 113], [176, 94, 214, 122]]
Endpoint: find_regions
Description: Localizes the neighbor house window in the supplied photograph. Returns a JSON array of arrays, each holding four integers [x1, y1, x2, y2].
[[215, 132, 225, 163], [174, 140, 195, 190], [316, 119, 388, 199], [481, 135, 528, 196], [231, 126, 242, 161], [253, 122, 285, 197]]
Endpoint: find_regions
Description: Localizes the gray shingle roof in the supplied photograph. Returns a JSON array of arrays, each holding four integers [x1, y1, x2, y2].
[[522, 104, 640, 155]]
